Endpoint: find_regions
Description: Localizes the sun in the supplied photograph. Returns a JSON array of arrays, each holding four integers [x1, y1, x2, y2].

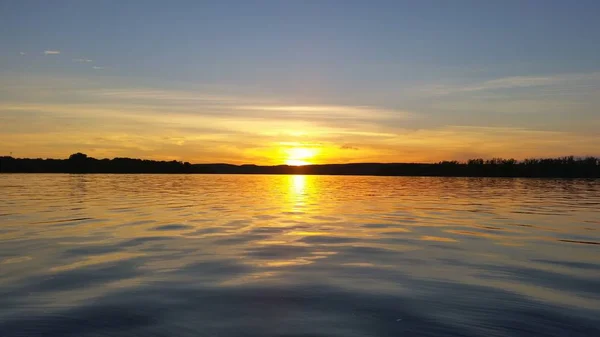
[[285, 147, 317, 166], [286, 159, 311, 166]]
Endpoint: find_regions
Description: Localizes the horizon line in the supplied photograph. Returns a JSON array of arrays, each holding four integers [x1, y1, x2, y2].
[[2, 153, 599, 167]]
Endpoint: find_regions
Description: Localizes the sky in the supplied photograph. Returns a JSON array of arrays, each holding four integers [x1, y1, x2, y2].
[[1, 0, 599, 165]]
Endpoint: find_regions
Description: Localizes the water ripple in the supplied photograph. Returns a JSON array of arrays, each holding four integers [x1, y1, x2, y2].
[[0, 174, 599, 337]]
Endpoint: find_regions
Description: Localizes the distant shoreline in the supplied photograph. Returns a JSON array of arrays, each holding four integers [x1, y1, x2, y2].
[[1, 153, 599, 178]]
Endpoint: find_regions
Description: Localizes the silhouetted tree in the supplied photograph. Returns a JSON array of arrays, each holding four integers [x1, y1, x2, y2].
[[68, 152, 89, 173], [69, 153, 88, 161], [1, 153, 598, 177]]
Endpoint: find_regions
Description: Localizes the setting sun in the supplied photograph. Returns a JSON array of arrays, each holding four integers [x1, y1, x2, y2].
[[285, 147, 317, 166]]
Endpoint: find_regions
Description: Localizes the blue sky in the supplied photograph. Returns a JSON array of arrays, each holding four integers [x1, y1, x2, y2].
[[1, 1, 599, 163]]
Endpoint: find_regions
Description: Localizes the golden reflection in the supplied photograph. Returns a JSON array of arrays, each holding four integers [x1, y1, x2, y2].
[[287, 175, 309, 214], [291, 175, 306, 195], [341, 262, 376, 267], [420, 235, 458, 243], [50, 252, 143, 272], [263, 258, 314, 267], [287, 231, 328, 236], [445, 229, 512, 240], [1, 256, 32, 265], [220, 271, 281, 286]]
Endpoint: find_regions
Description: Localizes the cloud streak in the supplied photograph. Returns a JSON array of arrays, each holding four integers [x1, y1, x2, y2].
[[3, 99, 597, 164], [459, 76, 556, 92], [2, 72, 598, 164], [234, 104, 414, 121], [81, 88, 414, 131], [424, 72, 600, 96], [91, 89, 239, 103], [73, 58, 92, 63], [43, 50, 60, 55]]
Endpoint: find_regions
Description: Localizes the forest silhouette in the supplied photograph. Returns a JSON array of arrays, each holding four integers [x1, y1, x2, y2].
[[0, 153, 598, 178]]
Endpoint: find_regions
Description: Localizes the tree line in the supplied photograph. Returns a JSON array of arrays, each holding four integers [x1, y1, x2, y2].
[[0, 153, 598, 178]]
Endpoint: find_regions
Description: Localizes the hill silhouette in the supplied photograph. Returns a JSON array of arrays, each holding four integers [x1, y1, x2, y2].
[[0, 153, 598, 178]]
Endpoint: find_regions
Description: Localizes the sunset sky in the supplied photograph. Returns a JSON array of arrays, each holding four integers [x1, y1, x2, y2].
[[1, 1, 599, 165]]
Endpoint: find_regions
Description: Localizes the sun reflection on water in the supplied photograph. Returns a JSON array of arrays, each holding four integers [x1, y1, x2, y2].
[[291, 175, 306, 196], [2, 174, 600, 337]]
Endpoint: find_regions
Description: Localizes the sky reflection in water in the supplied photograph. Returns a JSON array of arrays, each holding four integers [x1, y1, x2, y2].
[[0, 174, 599, 337]]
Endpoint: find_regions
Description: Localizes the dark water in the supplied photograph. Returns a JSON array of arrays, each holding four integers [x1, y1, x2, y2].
[[1, 174, 599, 337]]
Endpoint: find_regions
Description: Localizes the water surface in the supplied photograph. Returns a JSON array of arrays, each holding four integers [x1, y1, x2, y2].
[[1, 174, 599, 336]]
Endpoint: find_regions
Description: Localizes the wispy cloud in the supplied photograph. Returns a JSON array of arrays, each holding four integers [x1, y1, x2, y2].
[[234, 105, 415, 121], [19, 52, 26, 56], [2, 101, 598, 163], [3, 73, 598, 163], [43, 50, 60, 55], [73, 58, 92, 63], [91, 89, 238, 102], [7, 83, 418, 136], [423, 72, 600, 96], [459, 76, 556, 92], [92, 66, 104, 70], [340, 144, 359, 150], [88, 89, 416, 126]]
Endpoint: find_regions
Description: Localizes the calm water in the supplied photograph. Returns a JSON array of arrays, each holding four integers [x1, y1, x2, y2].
[[1, 174, 599, 337]]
